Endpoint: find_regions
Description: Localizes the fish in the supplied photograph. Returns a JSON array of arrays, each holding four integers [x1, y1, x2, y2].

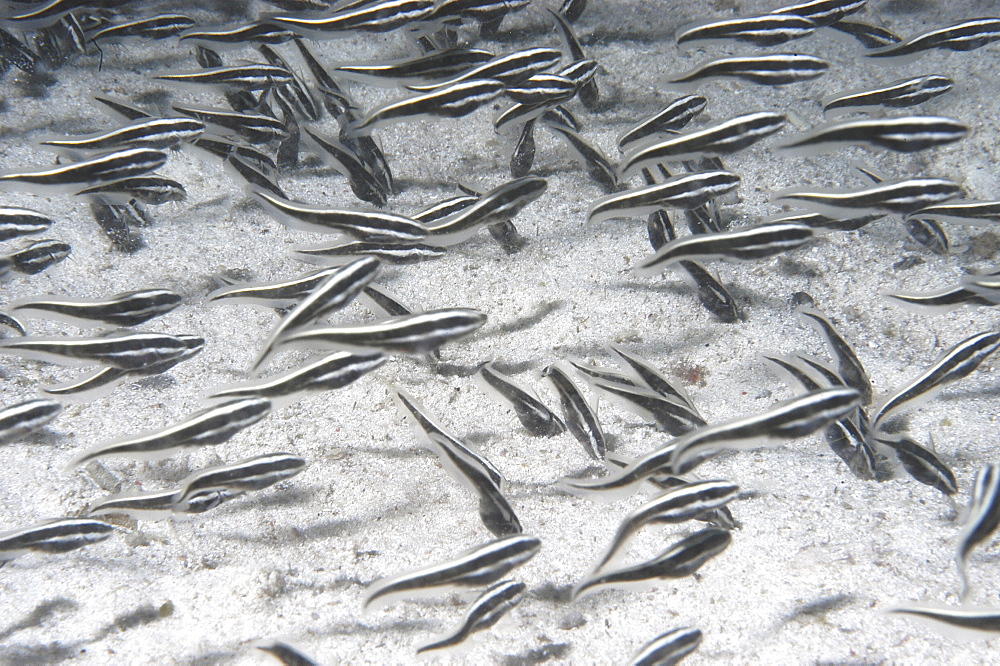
[[256, 640, 320, 666], [561, 387, 860, 497], [627, 627, 703, 666], [609, 345, 699, 412], [250, 257, 381, 372], [210, 352, 385, 406], [547, 9, 598, 109], [904, 200, 1000, 226], [0, 331, 192, 369], [543, 361, 607, 460], [154, 65, 293, 91], [40, 118, 204, 157], [828, 20, 901, 48], [544, 124, 617, 193], [275, 308, 488, 356], [89, 14, 196, 43], [177, 452, 307, 499], [7, 239, 71, 274], [0, 207, 54, 240], [902, 217, 950, 255], [417, 580, 526, 653], [822, 75, 954, 116], [573, 528, 731, 599], [394, 388, 520, 538], [882, 286, 992, 314], [957, 463, 1000, 598], [173, 105, 287, 144], [619, 112, 785, 180], [796, 307, 872, 405], [208, 267, 344, 308], [777, 116, 968, 155], [251, 190, 428, 243], [617, 95, 707, 150], [11, 289, 182, 327], [69, 397, 272, 466], [41, 334, 205, 400], [0, 148, 167, 194], [0, 312, 26, 335], [889, 604, 1000, 637], [0, 518, 116, 563], [510, 119, 536, 178], [335, 48, 494, 85], [475, 362, 565, 437], [590, 380, 706, 436], [870, 331, 1000, 430], [676, 14, 817, 48], [874, 434, 956, 496], [634, 222, 814, 276], [86, 487, 186, 520], [424, 177, 546, 246], [300, 127, 387, 206], [352, 78, 505, 134], [178, 22, 298, 48], [407, 48, 563, 92], [589, 171, 739, 223], [592, 480, 739, 572], [768, 0, 867, 27], [291, 241, 446, 266], [0, 398, 62, 444], [270, 0, 437, 37], [364, 534, 540, 610], [773, 178, 962, 217], [75, 176, 187, 205], [669, 54, 829, 89], [678, 260, 743, 323], [867, 18, 1000, 63]]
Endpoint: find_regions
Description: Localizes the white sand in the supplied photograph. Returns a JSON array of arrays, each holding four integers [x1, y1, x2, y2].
[[2, 1, 1000, 664]]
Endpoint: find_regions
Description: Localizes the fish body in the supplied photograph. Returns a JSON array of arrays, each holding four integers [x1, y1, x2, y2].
[[336, 48, 495, 85], [768, 0, 867, 27], [774, 178, 961, 217], [628, 627, 703, 666], [0, 148, 167, 194], [155, 65, 293, 91], [0, 518, 115, 561], [617, 95, 707, 150], [0, 399, 62, 443], [589, 171, 739, 223], [670, 54, 829, 88], [778, 116, 968, 155], [424, 177, 546, 246], [867, 18, 1000, 62], [353, 78, 505, 134], [12, 289, 182, 327], [75, 176, 186, 205], [417, 580, 526, 653], [178, 452, 307, 498], [543, 362, 607, 460], [271, 0, 437, 37], [475, 362, 565, 437], [0, 207, 54, 240], [0, 331, 191, 369], [956, 463, 1000, 597], [676, 14, 817, 48], [823, 75, 954, 116]]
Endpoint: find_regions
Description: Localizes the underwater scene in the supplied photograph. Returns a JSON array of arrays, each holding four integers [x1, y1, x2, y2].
[[1, 0, 1000, 663]]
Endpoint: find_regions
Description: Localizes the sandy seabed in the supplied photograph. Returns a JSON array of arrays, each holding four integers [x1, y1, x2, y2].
[[2, 1, 1000, 664]]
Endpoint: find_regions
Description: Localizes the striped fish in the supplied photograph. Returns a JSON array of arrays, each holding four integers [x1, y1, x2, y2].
[[635, 222, 814, 276], [209, 352, 385, 406], [208, 267, 343, 308], [829, 19, 901, 48], [874, 434, 956, 496], [155, 64, 293, 91], [0, 207, 52, 241], [352, 78, 505, 134], [867, 18, 1000, 63], [777, 116, 968, 155], [590, 379, 706, 436], [904, 200, 1000, 226], [178, 22, 298, 47], [573, 528, 730, 599], [676, 14, 817, 48], [609, 344, 698, 412], [0, 398, 62, 444], [882, 286, 992, 314], [178, 452, 307, 499], [0, 518, 116, 563], [407, 48, 563, 92], [589, 171, 739, 223], [334, 48, 494, 85], [0, 148, 167, 194], [593, 480, 739, 572], [75, 176, 186, 205], [543, 361, 607, 460], [669, 54, 829, 89], [88, 14, 196, 43], [561, 387, 859, 497], [474, 362, 565, 437], [69, 397, 272, 466], [11, 289, 181, 327], [418, 580, 526, 653], [364, 534, 540, 610], [394, 388, 520, 538], [617, 95, 707, 150], [544, 124, 617, 193], [796, 307, 872, 404], [957, 464, 1000, 598], [774, 177, 961, 216], [619, 112, 785, 180], [0, 331, 192, 369], [8, 239, 70, 274], [770, 0, 866, 23], [256, 641, 320, 666], [275, 308, 487, 356], [86, 487, 187, 520], [291, 241, 446, 266], [271, 0, 437, 37], [823, 75, 954, 116], [173, 105, 287, 144], [628, 627, 703, 666], [871, 331, 1000, 430], [424, 177, 546, 246], [251, 257, 381, 372], [679, 260, 743, 323], [889, 605, 1000, 637], [251, 190, 428, 243]]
